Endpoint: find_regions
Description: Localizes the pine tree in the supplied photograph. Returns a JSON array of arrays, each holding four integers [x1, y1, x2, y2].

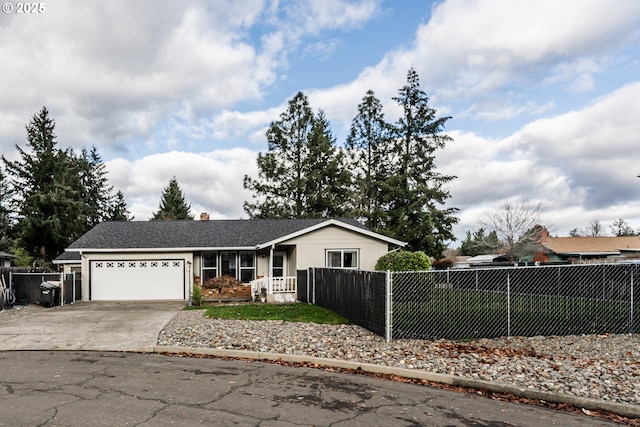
[[150, 177, 193, 220], [345, 90, 393, 231], [108, 190, 133, 221], [77, 146, 113, 228], [243, 92, 349, 218], [304, 111, 351, 217], [460, 228, 502, 256], [386, 68, 459, 257], [0, 168, 14, 253], [1, 107, 86, 262]]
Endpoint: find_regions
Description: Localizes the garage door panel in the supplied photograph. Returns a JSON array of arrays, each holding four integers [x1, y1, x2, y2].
[[91, 259, 184, 300]]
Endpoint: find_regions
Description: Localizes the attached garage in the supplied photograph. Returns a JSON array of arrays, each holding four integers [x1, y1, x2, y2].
[[90, 259, 185, 301]]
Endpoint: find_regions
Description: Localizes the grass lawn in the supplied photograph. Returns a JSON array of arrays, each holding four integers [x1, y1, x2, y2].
[[196, 302, 349, 324]]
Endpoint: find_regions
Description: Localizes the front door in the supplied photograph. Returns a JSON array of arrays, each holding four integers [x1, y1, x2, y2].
[[221, 251, 237, 278], [272, 252, 287, 277]]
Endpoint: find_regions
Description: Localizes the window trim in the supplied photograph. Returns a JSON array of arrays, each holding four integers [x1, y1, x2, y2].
[[239, 251, 256, 282], [201, 251, 257, 283], [325, 249, 359, 269], [201, 252, 218, 282]]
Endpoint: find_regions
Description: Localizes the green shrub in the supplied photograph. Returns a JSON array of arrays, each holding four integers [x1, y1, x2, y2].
[[375, 251, 431, 271], [192, 284, 202, 306]]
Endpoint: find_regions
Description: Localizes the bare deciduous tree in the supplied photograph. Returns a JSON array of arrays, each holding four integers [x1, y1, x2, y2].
[[584, 219, 603, 236], [610, 218, 636, 236], [480, 199, 545, 261]]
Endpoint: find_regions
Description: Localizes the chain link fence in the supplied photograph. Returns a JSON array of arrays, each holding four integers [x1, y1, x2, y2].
[[306, 263, 638, 341]]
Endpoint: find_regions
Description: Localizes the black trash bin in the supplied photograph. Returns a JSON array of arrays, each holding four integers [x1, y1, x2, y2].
[[39, 282, 60, 307]]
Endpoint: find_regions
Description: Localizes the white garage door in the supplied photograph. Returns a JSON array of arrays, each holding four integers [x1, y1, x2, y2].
[[90, 259, 185, 300]]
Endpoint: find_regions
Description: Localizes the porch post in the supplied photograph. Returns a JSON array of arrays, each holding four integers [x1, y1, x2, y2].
[[268, 244, 275, 294]]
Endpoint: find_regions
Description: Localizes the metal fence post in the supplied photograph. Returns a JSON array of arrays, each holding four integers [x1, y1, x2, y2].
[[59, 272, 64, 306], [631, 267, 635, 334], [385, 270, 392, 342], [307, 267, 311, 304], [507, 271, 511, 337], [311, 267, 316, 305]]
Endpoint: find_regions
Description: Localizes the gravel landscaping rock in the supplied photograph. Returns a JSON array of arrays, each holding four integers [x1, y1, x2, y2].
[[158, 309, 640, 406]]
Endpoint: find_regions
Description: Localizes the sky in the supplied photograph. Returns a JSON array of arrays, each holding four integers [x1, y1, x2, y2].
[[1, 0, 640, 245]]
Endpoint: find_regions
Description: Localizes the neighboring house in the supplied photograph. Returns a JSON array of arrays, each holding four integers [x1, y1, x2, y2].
[[63, 218, 406, 302], [465, 254, 511, 266], [537, 228, 640, 262], [52, 251, 81, 274], [452, 255, 471, 269], [0, 251, 17, 267]]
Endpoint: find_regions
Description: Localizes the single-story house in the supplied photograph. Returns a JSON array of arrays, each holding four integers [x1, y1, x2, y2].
[[537, 228, 640, 262], [465, 254, 511, 266], [63, 218, 406, 302], [52, 251, 82, 273], [0, 251, 17, 267]]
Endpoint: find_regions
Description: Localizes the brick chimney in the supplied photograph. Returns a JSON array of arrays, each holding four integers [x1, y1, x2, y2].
[[200, 212, 210, 221], [539, 227, 549, 243]]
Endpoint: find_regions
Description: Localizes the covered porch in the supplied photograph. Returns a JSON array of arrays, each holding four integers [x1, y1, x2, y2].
[[249, 275, 297, 303], [250, 244, 297, 302]]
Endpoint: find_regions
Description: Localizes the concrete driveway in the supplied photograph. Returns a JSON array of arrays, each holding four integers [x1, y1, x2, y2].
[[0, 301, 183, 351]]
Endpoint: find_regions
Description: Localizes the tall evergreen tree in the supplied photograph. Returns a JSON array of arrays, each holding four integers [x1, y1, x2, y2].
[[345, 90, 392, 231], [1, 107, 85, 262], [77, 146, 113, 228], [386, 68, 459, 256], [460, 228, 502, 256], [150, 177, 193, 220], [108, 190, 133, 221], [0, 168, 14, 253], [304, 111, 351, 217], [243, 92, 349, 218]]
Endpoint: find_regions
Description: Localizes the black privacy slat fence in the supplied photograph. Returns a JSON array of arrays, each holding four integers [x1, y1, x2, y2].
[[300, 263, 639, 342], [0, 268, 82, 307], [298, 268, 388, 337]]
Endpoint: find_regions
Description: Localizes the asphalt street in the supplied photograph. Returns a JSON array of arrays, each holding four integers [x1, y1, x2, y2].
[[0, 350, 620, 427]]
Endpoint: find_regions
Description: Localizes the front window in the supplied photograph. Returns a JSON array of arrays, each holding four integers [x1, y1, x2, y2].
[[326, 249, 359, 269], [202, 252, 218, 281], [201, 251, 256, 283], [239, 251, 255, 282]]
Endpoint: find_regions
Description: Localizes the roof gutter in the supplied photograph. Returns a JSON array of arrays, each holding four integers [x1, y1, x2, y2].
[[65, 246, 258, 253]]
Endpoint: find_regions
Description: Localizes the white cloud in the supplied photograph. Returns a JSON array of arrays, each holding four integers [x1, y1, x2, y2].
[[284, 0, 382, 33], [2, 0, 639, 246], [106, 148, 258, 220], [440, 82, 640, 241], [410, 0, 640, 102]]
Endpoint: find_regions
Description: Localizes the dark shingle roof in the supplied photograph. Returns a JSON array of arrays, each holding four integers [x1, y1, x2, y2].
[[53, 251, 81, 262], [0, 251, 17, 259], [67, 218, 371, 251]]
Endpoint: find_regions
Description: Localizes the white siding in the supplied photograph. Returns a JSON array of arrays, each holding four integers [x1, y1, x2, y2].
[[280, 226, 389, 271]]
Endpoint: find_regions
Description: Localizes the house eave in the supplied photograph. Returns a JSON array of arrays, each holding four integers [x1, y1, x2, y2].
[[66, 246, 258, 254], [555, 251, 620, 257], [257, 219, 407, 250]]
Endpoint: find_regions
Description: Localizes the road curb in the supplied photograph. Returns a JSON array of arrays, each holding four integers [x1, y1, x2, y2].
[[151, 346, 640, 420]]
